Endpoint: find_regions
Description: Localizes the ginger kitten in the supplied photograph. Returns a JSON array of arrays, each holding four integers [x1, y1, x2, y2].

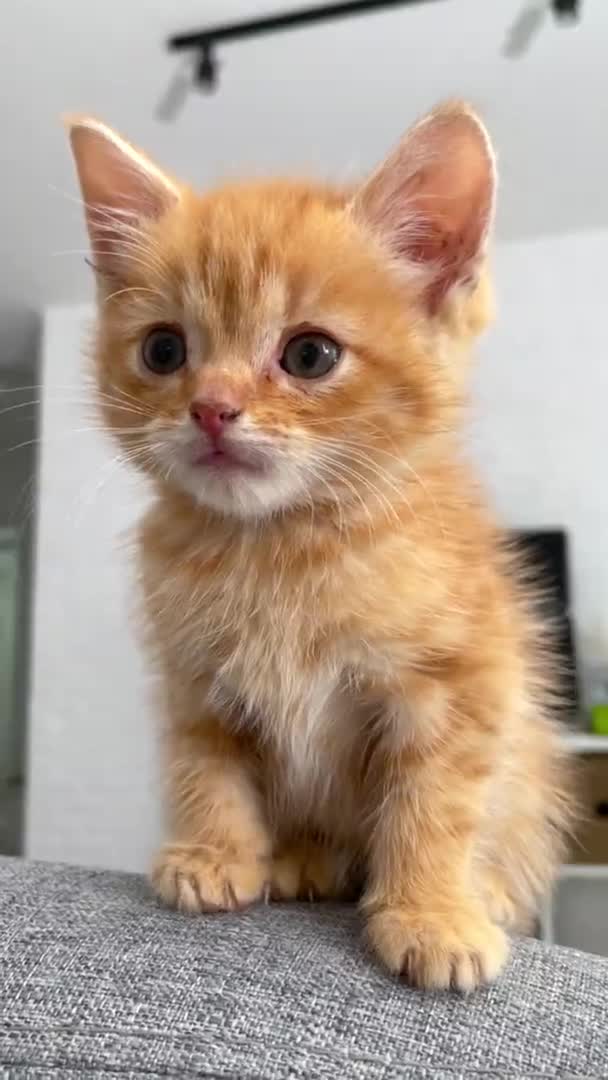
[[68, 104, 573, 991]]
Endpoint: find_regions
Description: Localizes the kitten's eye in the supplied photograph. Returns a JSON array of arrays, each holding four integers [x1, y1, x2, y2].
[[280, 333, 342, 380], [142, 326, 187, 375]]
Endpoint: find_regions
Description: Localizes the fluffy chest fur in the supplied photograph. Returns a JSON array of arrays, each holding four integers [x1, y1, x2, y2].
[[139, 505, 379, 829]]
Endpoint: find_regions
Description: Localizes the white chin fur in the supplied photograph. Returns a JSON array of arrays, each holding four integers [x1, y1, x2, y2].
[[149, 423, 315, 519], [169, 459, 309, 519]]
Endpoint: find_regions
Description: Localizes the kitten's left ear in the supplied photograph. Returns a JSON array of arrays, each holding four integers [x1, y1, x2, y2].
[[66, 116, 180, 276], [352, 102, 496, 313]]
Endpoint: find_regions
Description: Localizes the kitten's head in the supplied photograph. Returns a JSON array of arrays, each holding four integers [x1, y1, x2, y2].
[[68, 104, 495, 520]]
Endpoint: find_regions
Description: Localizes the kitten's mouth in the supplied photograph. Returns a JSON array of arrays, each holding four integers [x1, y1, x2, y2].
[[191, 441, 266, 475]]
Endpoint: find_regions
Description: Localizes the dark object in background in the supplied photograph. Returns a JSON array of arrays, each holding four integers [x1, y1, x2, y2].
[[516, 530, 570, 612], [553, 0, 581, 20], [571, 755, 608, 863], [512, 529, 579, 719]]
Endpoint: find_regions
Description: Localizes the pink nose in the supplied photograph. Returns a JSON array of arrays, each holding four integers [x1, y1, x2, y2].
[[190, 401, 242, 439]]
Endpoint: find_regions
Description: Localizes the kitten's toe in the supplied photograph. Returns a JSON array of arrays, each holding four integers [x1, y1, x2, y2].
[[366, 902, 509, 992], [152, 843, 268, 913]]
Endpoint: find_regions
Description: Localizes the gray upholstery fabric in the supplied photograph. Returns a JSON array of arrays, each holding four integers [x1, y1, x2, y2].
[[0, 858, 607, 1079]]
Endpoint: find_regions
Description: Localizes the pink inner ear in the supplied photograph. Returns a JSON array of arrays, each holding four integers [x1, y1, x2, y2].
[[408, 175, 493, 310], [403, 145, 494, 302]]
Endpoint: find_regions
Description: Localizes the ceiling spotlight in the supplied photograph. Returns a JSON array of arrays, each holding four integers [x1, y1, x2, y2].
[[195, 43, 218, 92], [552, 0, 580, 18]]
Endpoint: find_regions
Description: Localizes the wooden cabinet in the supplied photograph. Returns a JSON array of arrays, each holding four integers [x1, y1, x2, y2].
[[569, 754, 608, 864]]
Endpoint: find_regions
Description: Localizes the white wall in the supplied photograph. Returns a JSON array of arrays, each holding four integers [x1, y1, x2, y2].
[[26, 306, 161, 869], [474, 228, 608, 644], [26, 227, 608, 870]]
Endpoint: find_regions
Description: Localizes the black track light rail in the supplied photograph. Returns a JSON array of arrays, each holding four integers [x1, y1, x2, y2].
[[168, 1, 441, 55]]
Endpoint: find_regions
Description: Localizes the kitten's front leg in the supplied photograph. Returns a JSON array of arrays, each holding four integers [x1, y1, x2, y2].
[[362, 675, 508, 991], [152, 678, 272, 913]]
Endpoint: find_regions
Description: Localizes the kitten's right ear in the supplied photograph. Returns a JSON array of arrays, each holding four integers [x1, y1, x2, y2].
[[65, 116, 180, 276]]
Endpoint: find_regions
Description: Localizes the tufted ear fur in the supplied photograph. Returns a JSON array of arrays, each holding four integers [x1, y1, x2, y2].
[[352, 102, 496, 313], [66, 116, 180, 277]]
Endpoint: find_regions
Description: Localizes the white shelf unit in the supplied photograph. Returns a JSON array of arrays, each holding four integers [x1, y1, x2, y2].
[[563, 732, 608, 754], [559, 863, 608, 880], [540, 732, 608, 950]]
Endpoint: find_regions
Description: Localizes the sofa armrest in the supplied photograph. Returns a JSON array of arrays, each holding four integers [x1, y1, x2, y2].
[[1, 857, 607, 1078]]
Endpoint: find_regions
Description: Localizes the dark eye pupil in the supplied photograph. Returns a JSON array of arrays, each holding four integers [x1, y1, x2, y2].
[[143, 329, 186, 374], [154, 337, 175, 365], [300, 342, 320, 369]]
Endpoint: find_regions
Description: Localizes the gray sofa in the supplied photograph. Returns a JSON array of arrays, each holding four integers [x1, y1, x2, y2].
[[1, 858, 607, 1078]]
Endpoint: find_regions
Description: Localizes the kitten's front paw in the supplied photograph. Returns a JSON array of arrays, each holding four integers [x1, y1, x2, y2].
[[152, 843, 268, 914], [366, 902, 509, 992], [481, 872, 519, 929]]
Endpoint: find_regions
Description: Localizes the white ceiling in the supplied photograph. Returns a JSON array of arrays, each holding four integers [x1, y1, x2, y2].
[[1, 0, 607, 370]]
